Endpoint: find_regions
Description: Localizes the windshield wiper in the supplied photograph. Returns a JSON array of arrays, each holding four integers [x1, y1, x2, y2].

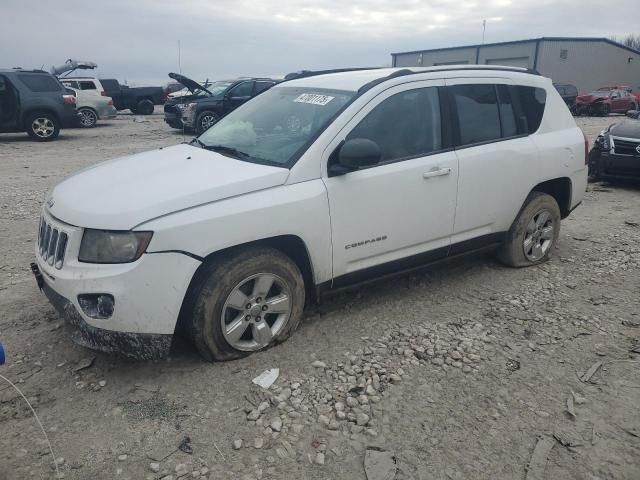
[[189, 137, 206, 148], [203, 144, 253, 160]]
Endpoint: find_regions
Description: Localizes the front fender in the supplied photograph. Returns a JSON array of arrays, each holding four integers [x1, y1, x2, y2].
[[140, 181, 333, 285]]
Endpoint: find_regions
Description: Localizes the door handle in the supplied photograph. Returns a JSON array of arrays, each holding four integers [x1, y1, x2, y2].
[[423, 167, 452, 179]]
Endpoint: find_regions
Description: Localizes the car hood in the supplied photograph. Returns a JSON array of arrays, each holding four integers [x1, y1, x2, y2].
[[610, 119, 640, 138], [168, 73, 212, 95], [48, 144, 290, 230]]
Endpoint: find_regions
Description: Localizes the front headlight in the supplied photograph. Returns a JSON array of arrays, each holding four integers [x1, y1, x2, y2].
[[79, 230, 153, 264], [183, 103, 197, 117]]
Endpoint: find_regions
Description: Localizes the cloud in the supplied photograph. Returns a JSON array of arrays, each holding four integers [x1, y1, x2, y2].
[[0, 0, 637, 84]]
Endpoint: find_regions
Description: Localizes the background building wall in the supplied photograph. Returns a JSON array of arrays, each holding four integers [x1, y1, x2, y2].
[[538, 40, 640, 92], [392, 38, 640, 93]]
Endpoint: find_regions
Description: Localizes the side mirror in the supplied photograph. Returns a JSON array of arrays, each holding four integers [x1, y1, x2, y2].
[[329, 138, 382, 176]]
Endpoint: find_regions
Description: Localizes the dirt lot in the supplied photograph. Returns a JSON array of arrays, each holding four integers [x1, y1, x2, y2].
[[1, 113, 639, 480]]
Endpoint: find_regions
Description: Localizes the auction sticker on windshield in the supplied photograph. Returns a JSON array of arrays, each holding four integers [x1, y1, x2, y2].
[[294, 93, 335, 106]]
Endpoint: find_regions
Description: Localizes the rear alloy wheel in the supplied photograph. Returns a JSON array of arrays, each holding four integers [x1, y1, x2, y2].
[[136, 99, 155, 115], [26, 113, 60, 141], [78, 108, 98, 128], [196, 110, 220, 134], [497, 192, 561, 267], [189, 247, 305, 361]]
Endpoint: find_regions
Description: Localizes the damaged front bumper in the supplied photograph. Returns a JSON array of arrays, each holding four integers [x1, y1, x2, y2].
[[35, 266, 172, 360]]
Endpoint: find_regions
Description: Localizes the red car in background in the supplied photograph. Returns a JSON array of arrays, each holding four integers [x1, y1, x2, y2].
[[576, 87, 638, 116]]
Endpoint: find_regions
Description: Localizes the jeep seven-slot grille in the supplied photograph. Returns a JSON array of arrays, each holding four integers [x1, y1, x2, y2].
[[612, 138, 640, 156], [38, 217, 68, 269]]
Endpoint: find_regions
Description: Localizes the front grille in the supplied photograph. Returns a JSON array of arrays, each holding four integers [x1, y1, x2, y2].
[[38, 216, 68, 269], [612, 137, 640, 156]]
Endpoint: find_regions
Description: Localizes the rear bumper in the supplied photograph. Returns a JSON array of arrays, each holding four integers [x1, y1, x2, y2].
[[40, 274, 172, 360]]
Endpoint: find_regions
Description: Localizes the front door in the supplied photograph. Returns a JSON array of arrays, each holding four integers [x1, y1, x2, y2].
[[226, 81, 254, 112], [323, 81, 459, 282]]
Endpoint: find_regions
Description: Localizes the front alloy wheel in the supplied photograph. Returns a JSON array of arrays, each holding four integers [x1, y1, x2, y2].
[[188, 247, 305, 361], [221, 273, 292, 351]]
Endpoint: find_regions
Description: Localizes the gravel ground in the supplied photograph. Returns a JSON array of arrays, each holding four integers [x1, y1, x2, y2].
[[0, 112, 639, 480]]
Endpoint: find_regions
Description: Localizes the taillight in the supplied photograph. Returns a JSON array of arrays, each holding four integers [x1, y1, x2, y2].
[[107, 100, 113, 106], [63, 95, 76, 105], [582, 130, 588, 165], [100, 91, 107, 96]]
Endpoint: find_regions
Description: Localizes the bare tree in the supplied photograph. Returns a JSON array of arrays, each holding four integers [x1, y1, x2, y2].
[[610, 34, 640, 50]]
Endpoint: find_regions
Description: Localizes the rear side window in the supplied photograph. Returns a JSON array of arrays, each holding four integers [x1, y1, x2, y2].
[[62, 80, 79, 89], [451, 84, 501, 145], [229, 81, 253, 97], [516, 86, 546, 134], [79, 81, 96, 90], [347, 87, 442, 163], [18, 74, 62, 92]]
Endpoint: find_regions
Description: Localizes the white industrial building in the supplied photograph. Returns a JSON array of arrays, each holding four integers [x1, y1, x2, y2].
[[391, 37, 640, 92]]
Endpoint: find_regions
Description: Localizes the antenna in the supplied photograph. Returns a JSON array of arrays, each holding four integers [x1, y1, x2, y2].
[[178, 40, 182, 74], [482, 19, 487, 45]]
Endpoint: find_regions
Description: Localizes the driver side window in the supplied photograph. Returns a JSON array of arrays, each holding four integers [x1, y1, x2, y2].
[[346, 87, 442, 164]]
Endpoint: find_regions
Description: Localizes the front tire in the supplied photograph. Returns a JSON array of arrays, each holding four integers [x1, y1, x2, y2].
[[188, 247, 305, 361], [195, 110, 220, 134], [25, 112, 60, 141], [78, 108, 98, 128], [497, 192, 561, 267]]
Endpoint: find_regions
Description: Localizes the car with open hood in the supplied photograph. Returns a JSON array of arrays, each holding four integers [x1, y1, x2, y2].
[[32, 66, 587, 360], [589, 117, 640, 180], [181, 78, 279, 134], [163, 73, 215, 130]]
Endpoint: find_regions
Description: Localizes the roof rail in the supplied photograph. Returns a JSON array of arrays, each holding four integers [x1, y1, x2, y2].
[[357, 65, 541, 94], [282, 67, 381, 82]]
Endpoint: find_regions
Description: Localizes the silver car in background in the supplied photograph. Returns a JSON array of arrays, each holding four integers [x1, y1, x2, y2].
[[68, 87, 118, 128]]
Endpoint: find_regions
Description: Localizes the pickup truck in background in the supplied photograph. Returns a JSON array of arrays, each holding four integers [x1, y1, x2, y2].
[[100, 79, 166, 114]]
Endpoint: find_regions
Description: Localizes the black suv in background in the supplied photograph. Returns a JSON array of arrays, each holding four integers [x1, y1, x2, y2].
[[553, 83, 578, 113], [163, 73, 216, 130], [0, 69, 78, 141], [182, 78, 278, 134]]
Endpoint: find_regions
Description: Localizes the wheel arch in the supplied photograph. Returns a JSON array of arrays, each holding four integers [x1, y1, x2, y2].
[[21, 108, 60, 129], [174, 234, 316, 335], [530, 177, 572, 218]]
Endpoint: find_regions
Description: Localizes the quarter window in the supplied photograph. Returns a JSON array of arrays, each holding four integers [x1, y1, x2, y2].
[[451, 84, 501, 145], [516, 86, 546, 134], [79, 81, 96, 90], [346, 87, 442, 163]]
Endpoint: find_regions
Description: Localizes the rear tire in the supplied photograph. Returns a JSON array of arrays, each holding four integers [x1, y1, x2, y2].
[[25, 112, 60, 141], [136, 99, 154, 115], [78, 108, 98, 128], [188, 247, 305, 361], [601, 105, 610, 116], [496, 192, 561, 268]]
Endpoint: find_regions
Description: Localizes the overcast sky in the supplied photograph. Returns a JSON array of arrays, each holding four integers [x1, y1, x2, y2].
[[1, 0, 638, 85]]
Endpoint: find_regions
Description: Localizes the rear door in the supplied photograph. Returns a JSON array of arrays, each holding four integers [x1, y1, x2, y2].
[[445, 79, 541, 249]]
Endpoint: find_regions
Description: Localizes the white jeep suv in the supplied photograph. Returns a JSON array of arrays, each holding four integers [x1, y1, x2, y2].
[[33, 66, 588, 361]]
